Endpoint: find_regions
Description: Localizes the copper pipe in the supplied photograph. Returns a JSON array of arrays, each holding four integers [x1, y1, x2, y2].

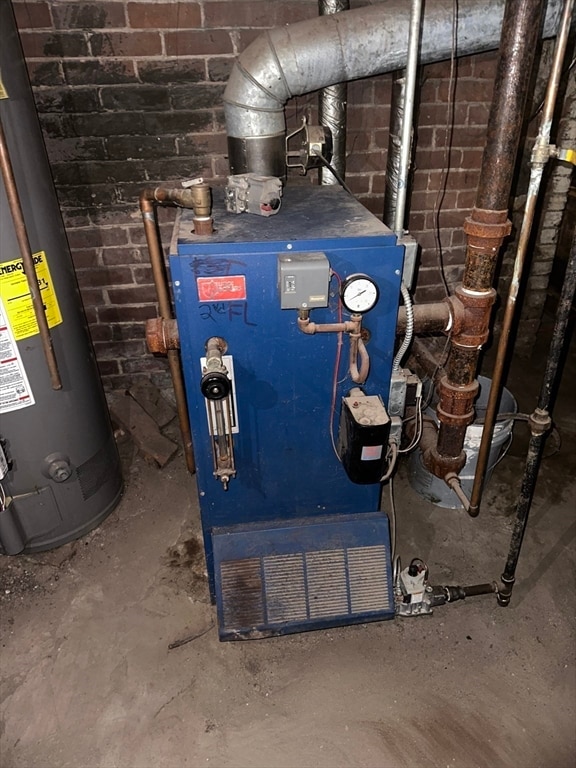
[[469, 0, 575, 516], [139, 189, 195, 474], [151, 183, 214, 235], [429, 0, 546, 482], [445, 473, 471, 513], [298, 311, 369, 382], [0, 121, 62, 390], [297, 317, 358, 334], [349, 332, 369, 384]]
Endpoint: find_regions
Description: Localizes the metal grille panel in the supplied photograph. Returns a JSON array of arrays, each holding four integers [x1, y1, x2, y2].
[[348, 545, 392, 612], [306, 550, 349, 618], [213, 513, 395, 639], [263, 554, 307, 622], [218, 545, 392, 629], [220, 558, 264, 628]]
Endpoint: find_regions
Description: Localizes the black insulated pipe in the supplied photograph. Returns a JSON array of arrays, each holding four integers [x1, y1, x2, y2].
[[498, 228, 576, 607], [431, 582, 498, 606]]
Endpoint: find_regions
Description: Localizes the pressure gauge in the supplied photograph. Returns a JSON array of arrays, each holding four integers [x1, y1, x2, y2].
[[340, 273, 379, 313]]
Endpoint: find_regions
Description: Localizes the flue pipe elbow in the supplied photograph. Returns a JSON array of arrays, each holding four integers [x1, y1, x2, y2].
[[223, 0, 562, 175]]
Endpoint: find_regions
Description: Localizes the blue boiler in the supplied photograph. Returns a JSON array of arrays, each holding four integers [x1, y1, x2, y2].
[[170, 186, 405, 639]]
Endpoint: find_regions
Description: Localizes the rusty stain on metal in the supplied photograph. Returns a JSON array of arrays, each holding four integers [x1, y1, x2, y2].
[[145, 317, 180, 354]]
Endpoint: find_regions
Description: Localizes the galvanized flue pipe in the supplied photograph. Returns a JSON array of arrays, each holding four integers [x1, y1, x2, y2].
[[224, 0, 562, 176], [426, 0, 548, 490], [469, 0, 576, 515], [318, 0, 350, 185]]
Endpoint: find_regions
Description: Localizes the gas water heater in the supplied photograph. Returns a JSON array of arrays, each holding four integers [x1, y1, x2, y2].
[[170, 185, 410, 639], [0, 2, 123, 554]]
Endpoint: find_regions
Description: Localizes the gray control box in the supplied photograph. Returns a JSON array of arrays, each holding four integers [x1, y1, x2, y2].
[[278, 252, 330, 309]]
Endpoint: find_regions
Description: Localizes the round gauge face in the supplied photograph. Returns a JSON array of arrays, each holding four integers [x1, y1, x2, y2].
[[341, 273, 379, 313]]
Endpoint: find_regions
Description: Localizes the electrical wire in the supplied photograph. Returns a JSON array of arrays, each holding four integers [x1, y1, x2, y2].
[[421, 335, 451, 410], [312, 150, 355, 196], [392, 282, 414, 371], [399, 394, 424, 453], [388, 474, 397, 562], [329, 270, 344, 461], [380, 440, 399, 482], [431, 0, 459, 297]]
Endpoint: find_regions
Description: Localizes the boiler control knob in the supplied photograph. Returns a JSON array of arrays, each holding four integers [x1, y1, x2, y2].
[[201, 371, 231, 401]]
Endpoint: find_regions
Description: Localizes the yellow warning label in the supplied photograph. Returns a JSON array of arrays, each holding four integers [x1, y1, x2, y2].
[[0, 251, 62, 341], [0, 73, 8, 99]]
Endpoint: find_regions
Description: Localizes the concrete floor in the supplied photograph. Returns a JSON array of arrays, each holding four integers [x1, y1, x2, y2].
[[1, 319, 575, 768]]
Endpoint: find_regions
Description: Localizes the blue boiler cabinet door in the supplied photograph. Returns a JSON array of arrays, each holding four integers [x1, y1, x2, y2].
[[170, 187, 405, 639]]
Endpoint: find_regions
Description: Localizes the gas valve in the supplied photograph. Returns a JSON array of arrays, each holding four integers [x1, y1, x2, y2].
[[395, 558, 433, 616], [225, 174, 282, 217]]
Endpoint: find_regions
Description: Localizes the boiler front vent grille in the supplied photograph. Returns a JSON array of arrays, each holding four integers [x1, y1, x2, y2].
[[213, 514, 394, 639]]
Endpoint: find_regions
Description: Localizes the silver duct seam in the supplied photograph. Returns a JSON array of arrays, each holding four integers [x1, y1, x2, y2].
[[224, 0, 562, 176]]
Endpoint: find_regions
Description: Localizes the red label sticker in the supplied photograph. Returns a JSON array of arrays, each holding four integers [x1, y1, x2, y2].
[[197, 276, 246, 302]]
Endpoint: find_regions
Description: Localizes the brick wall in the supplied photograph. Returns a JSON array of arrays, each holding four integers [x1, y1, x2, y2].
[[11, 0, 567, 387]]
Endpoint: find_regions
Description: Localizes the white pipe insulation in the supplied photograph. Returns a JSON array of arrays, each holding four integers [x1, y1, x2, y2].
[[223, 0, 562, 176]]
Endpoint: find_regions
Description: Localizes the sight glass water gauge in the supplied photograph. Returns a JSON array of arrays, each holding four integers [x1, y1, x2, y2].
[[340, 273, 379, 313]]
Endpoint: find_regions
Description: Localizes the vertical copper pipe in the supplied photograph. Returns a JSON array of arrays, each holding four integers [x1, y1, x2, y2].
[[470, 0, 575, 515], [0, 121, 62, 390], [139, 191, 195, 474], [430, 0, 546, 483]]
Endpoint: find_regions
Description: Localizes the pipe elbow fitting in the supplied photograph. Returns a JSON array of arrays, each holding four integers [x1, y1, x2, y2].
[[297, 316, 315, 334]]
